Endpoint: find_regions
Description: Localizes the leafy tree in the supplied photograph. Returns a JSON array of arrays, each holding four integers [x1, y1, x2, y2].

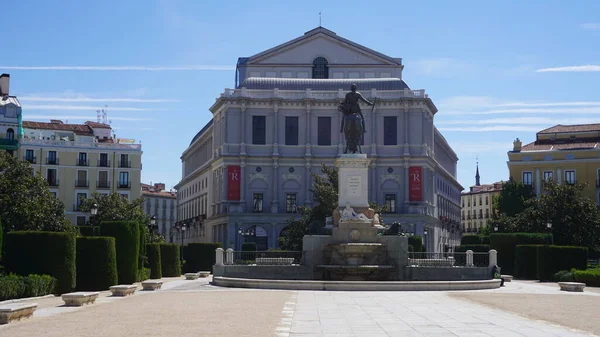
[[79, 192, 149, 227], [0, 151, 71, 232], [493, 179, 534, 217]]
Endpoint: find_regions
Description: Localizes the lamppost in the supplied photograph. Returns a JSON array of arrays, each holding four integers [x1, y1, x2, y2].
[[546, 222, 553, 245], [89, 203, 98, 236], [494, 225, 498, 233], [174, 223, 186, 263], [238, 227, 255, 250], [423, 228, 428, 253], [147, 215, 157, 243]]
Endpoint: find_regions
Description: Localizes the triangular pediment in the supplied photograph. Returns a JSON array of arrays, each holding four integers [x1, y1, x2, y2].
[[247, 27, 400, 66]]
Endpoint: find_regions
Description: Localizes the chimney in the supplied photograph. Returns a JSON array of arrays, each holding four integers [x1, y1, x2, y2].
[[513, 138, 522, 152], [0, 74, 9, 96]]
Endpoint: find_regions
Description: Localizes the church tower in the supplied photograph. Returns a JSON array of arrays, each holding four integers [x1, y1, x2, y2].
[[475, 161, 481, 186]]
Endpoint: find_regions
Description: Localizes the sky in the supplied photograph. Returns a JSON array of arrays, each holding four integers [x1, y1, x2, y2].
[[2, 0, 600, 190]]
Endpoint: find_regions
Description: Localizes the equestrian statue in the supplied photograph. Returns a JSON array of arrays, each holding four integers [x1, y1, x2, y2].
[[338, 84, 375, 154]]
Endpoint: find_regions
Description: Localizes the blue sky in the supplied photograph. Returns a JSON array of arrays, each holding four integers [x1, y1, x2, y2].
[[2, 0, 600, 190]]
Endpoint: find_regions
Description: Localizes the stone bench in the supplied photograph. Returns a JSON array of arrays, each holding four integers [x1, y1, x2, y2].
[[0, 303, 38, 325], [62, 292, 99, 306], [185, 273, 200, 280], [109, 285, 137, 296], [501, 275, 513, 282], [255, 258, 295, 266], [559, 282, 585, 292], [142, 280, 163, 291], [198, 271, 210, 278]]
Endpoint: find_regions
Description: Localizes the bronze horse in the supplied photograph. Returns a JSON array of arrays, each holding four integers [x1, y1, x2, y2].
[[338, 84, 374, 154]]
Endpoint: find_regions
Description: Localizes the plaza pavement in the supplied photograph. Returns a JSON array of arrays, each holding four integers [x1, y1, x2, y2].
[[0, 277, 598, 337]]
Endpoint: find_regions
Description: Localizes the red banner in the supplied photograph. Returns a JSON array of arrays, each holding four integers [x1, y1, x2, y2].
[[227, 166, 241, 200], [409, 166, 423, 201]]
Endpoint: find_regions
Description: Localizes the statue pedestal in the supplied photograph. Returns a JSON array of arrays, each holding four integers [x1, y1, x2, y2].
[[333, 154, 374, 227]]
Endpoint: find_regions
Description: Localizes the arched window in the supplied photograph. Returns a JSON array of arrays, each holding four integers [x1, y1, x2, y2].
[[312, 57, 329, 79], [6, 128, 14, 140]]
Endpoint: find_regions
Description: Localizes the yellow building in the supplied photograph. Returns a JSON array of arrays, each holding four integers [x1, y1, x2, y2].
[[461, 165, 503, 233], [18, 120, 142, 226], [508, 124, 600, 203]]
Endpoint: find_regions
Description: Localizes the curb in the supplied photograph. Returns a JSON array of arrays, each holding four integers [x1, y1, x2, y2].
[[0, 294, 56, 305]]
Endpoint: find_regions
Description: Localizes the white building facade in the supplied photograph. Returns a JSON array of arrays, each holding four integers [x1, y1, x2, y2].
[[142, 183, 177, 242]]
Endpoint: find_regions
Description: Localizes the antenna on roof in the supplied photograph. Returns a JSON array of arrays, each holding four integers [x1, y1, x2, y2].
[[319, 11, 322, 27], [96, 110, 101, 123], [102, 105, 108, 124]]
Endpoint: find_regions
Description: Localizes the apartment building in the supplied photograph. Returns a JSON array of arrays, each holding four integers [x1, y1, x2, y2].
[[142, 182, 177, 241], [461, 165, 502, 232]]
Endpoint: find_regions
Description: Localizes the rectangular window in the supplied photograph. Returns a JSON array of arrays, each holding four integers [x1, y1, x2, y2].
[[485, 209, 489, 218], [543, 171, 553, 181], [317, 117, 331, 146], [119, 172, 130, 188], [99, 153, 109, 167], [383, 116, 397, 145], [522, 172, 533, 185], [24, 149, 36, 164], [485, 196, 489, 205], [120, 154, 130, 168], [47, 151, 57, 165], [565, 170, 576, 184], [473, 197, 476, 206], [47, 168, 58, 186], [252, 116, 266, 145], [98, 171, 109, 188], [384, 194, 396, 213], [253, 193, 263, 212], [286, 194, 297, 213], [285, 117, 299, 145], [76, 170, 88, 187], [76, 192, 87, 210], [78, 152, 88, 166]]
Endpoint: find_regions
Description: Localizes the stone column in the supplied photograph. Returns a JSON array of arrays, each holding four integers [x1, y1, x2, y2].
[[304, 159, 312, 206], [272, 159, 279, 213], [466, 250, 474, 267], [215, 248, 224, 266], [403, 103, 410, 156], [222, 111, 228, 155], [489, 249, 498, 267], [272, 102, 279, 156], [404, 160, 410, 208], [305, 103, 312, 156], [240, 102, 247, 155], [226, 248, 234, 265]]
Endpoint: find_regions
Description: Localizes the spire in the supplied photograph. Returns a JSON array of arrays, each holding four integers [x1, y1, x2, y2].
[[475, 158, 481, 186]]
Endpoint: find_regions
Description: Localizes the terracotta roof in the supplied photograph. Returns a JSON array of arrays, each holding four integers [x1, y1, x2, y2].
[[85, 121, 112, 129], [141, 183, 176, 198], [464, 182, 503, 194], [23, 120, 94, 136], [538, 124, 600, 134], [521, 141, 599, 151]]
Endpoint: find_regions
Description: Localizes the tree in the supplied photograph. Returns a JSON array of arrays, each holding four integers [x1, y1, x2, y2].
[[493, 179, 535, 217], [79, 192, 149, 227], [0, 151, 71, 232]]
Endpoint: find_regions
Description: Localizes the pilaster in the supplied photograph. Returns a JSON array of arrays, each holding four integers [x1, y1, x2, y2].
[[305, 102, 312, 156], [240, 102, 247, 156], [271, 158, 279, 213], [272, 102, 279, 156], [403, 103, 410, 156], [304, 158, 312, 206]]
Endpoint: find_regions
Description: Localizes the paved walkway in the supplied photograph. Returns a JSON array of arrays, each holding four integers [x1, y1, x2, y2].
[[0, 278, 598, 337]]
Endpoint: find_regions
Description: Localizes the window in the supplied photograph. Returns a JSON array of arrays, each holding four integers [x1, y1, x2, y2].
[[99, 153, 109, 167], [485, 196, 489, 205], [253, 193, 263, 212], [479, 196, 482, 205], [47, 169, 58, 186], [543, 171, 553, 181], [50, 191, 57, 198], [565, 170, 576, 184], [485, 209, 489, 218], [78, 152, 88, 166], [467, 199, 470, 207], [6, 128, 14, 140], [286, 194, 297, 213], [384, 194, 396, 213], [317, 117, 331, 146], [312, 57, 328, 79], [76, 216, 86, 226], [76, 192, 87, 210], [383, 117, 397, 145], [25, 149, 35, 163], [461, 211, 464, 220], [285, 117, 299, 145], [75, 170, 88, 187], [120, 154, 130, 168], [98, 171, 109, 188], [252, 116, 266, 145], [522, 172, 533, 186], [47, 151, 57, 165], [473, 197, 476, 207], [119, 172, 130, 188]]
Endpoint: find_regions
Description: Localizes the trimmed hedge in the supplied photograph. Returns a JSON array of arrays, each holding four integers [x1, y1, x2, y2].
[[515, 245, 544, 279], [160, 243, 181, 277], [77, 226, 100, 237], [138, 223, 147, 278], [573, 268, 600, 287], [76, 237, 118, 291], [0, 274, 56, 301], [408, 236, 423, 253], [100, 221, 140, 284], [537, 245, 588, 281], [146, 243, 162, 279], [455, 244, 491, 253], [0, 217, 3, 260], [460, 235, 482, 245], [481, 236, 490, 245], [183, 243, 222, 273], [489, 233, 549, 275], [241, 242, 256, 252], [4, 231, 76, 294], [138, 267, 150, 282]]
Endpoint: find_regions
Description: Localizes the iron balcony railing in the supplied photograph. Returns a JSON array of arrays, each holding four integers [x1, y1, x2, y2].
[[119, 160, 131, 168], [24, 156, 36, 164], [97, 180, 110, 188], [228, 251, 302, 266], [77, 159, 89, 166], [75, 180, 89, 187], [98, 159, 110, 167], [117, 181, 131, 188], [46, 157, 59, 165]]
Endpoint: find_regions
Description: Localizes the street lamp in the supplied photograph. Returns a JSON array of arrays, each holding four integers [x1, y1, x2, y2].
[[546, 222, 553, 245], [90, 203, 98, 216], [174, 223, 187, 263], [147, 215, 157, 243], [423, 228, 428, 253], [494, 225, 498, 232]]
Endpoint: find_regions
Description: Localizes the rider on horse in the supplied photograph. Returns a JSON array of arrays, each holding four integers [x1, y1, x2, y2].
[[339, 84, 374, 153]]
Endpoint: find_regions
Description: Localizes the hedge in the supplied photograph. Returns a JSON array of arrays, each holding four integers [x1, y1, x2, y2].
[[537, 245, 588, 281], [408, 236, 423, 253], [146, 243, 162, 279], [489, 233, 549, 275], [100, 221, 140, 284], [573, 268, 600, 287], [76, 237, 118, 291], [183, 243, 222, 273], [460, 235, 482, 245], [77, 226, 100, 237], [0, 274, 56, 301], [160, 243, 181, 277], [0, 217, 3, 260], [138, 222, 147, 278], [138, 267, 150, 282], [4, 231, 76, 294], [515, 245, 544, 279], [481, 236, 490, 245], [455, 244, 491, 253]]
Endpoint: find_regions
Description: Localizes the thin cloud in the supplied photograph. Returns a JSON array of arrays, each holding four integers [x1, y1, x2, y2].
[[580, 23, 600, 30], [26, 104, 149, 111], [444, 107, 600, 115], [0, 65, 234, 71], [536, 65, 600, 72], [495, 101, 600, 107], [449, 141, 510, 154], [438, 117, 600, 125], [438, 126, 543, 132], [438, 96, 600, 110], [19, 96, 179, 103], [25, 115, 152, 121]]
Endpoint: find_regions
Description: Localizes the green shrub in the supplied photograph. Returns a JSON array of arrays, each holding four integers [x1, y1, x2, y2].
[[4, 231, 76, 294], [0, 274, 56, 301], [515, 245, 544, 279], [182, 243, 222, 273], [76, 237, 118, 291], [138, 223, 147, 274], [480, 236, 490, 245], [0, 217, 3, 260], [573, 268, 600, 287], [77, 226, 100, 237], [146, 243, 162, 279], [408, 236, 423, 253], [160, 243, 181, 277], [553, 270, 575, 282], [241, 242, 256, 251], [408, 245, 414, 258], [489, 233, 549, 275], [460, 235, 482, 245], [138, 267, 150, 282], [455, 244, 491, 253], [100, 221, 140, 284], [537, 245, 588, 281]]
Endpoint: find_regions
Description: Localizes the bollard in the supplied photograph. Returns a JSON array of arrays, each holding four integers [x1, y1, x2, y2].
[[226, 248, 234, 265], [466, 250, 474, 267], [215, 248, 224, 266], [489, 249, 498, 267]]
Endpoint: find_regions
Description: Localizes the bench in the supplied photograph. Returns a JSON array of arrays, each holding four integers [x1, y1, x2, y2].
[[558, 282, 585, 292], [185, 273, 199, 280], [198, 271, 210, 278], [0, 303, 38, 325], [501, 275, 513, 282], [62, 292, 99, 306], [109, 285, 138, 296], [142, 280, 163, 291]]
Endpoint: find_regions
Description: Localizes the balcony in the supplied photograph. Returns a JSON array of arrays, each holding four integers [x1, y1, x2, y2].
[[118, 160, 131, 168], [565, 180, 577, 185], [20, 137, 142, 151], [24, 156, 36, 164], [97, 180, 110, 188], [47, 179, 59, 187], [98, 159, 110, 167], [221, 87, 429, 100], [46, 157, 59, 165], [117, 181, 131, 189], [77, 159, 89, 167], [75, 180, 89, 188]]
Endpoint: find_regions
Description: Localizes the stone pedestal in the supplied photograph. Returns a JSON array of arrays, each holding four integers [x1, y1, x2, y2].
[[334, 154, 373, 226]]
